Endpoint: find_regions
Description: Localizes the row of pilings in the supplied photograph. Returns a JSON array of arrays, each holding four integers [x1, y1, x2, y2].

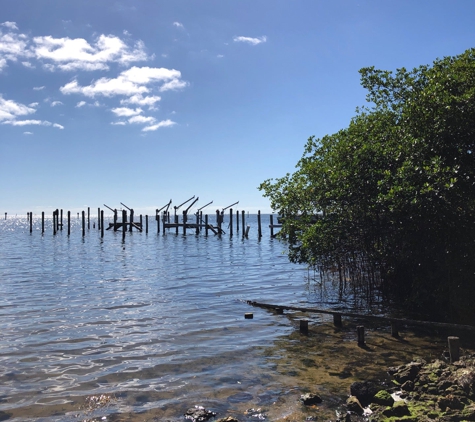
[[17, 208, 283, 239]]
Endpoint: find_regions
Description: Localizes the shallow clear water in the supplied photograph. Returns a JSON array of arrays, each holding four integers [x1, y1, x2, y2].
[[0, 213, 328, 420]]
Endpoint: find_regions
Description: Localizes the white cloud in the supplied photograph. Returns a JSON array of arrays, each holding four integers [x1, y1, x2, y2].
[[28, 102, 39, 107], [33, 34, 149, 71], [0, 95, 36, 122], [33, 86, 45, 90], [22, 61, 34, 68], [2, 119, 50, 126], [76, 101, 86, 108], [0, 28, 32, 69], [142, 119, 176, 131], [159, 78, 188, 92], [1, 22, 18, 30], [50, 101, 63, 107], [23, 131, 33, 135], [121, 93, 161, 107], [173, 22, 184, 29], [53, 123, 64, 129], [233, 35, 267, 45], [111, 121, 126, 125], [111, 106, 142, 117], [217, 54, 224, 58], [128, 115, 155, 124], [60, 66, 185, 97]]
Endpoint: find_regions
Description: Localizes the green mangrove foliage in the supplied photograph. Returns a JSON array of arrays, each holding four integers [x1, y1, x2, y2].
[[260, 49, 475, 321]]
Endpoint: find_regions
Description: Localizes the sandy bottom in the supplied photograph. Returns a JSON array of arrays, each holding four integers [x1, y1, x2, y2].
[[4, 312, 474, 422]]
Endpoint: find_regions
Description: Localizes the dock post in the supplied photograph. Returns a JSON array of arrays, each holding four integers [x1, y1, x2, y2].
[[122, 210, 127, 240], [300, 319, 309, 334], [391, 321, 399, 338], [205, 214, 209, 236], [4, 212, 6, 220], [270, 215, 274, 238], [53, 211, 56, 235], [196, 212, 199, 235], [175, 213, 179, 235], [216, 210, 221, 234], [60, 209, 63, 231], [82, 211, 85, 237], [183, 211, 187, 235], [145, 215, 148, 234], [162, 212, 166, 234], [100, 210, 104, 238], [241, 211, 245, 238], [30, 212, 33, 234], [258, 210, 262, 239], [129, 209, 134, 232], [357, 326, 365, 346], [113, 210, 118, 231], [333, 313, 342, 327], [140, 214, 143, 231], [98, 208, 101, 231], [236, 209, 239, 232], [230, 208, 233, 237], [41, 212, 45, 234], [87, 207, 90, 230], [68, 211, 71, 235], [448, 336, 460, 363]]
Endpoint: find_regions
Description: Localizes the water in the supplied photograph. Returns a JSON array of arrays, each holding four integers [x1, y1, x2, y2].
[[0, 214, 328, 421], [0, 214, 459, 421]]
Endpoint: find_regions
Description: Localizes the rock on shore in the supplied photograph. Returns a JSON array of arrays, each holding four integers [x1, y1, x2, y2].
[[344, 354, 475, 421]]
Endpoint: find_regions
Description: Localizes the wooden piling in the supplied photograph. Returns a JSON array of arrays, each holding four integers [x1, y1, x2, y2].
[[241, 210, 245, 238], [100, 210, 104, 238], [68, 211, 71, 235], [230, 208, 233, 237], [129, 209, 134, 232], [122, 210, 127, 240], [236, 209, 239, 232], [183, 211, 187, 235], [300, 319, 309, 334], [175, 214, 179, 235], [140, 214, 143, 231], [257, 210, 262, 238], [82, 211, 85, 237], [196, 212, 199, 235], [4, 212, 6, 220], [98, 208, 101, 231], [30, 212, 33, 234], [162, 212, 166, 234], [42, 212, 45, 234], [53, 211, 56, 235], [357, 326, 365, 346], [216, 210, 221, 234], [205, 214, 209, 236], [60, 209, 63, 231], [391, 321, 399, 338], [245, 313, 253, 319], [270, 215, 274, 238], [87, 207, 90, 230], [448, 336, 460, 363], [333, 313, 342, 327]]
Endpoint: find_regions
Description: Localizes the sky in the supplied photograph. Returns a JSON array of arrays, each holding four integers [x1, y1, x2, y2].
[[1, 0, 474, 216]]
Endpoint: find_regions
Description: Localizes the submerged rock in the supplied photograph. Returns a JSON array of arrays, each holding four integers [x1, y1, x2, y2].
[[184, 406, 217, 422], [299, 393, 323, 405], [350, 381, 379, 405]]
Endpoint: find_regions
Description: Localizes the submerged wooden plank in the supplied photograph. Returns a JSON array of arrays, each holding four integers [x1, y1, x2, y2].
[[247, 301, 475, 331]]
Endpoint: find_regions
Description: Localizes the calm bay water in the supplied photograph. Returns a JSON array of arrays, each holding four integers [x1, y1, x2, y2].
[[1, 214, 340, 421]]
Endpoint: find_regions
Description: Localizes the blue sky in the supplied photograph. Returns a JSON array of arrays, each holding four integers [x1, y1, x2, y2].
[[1, 1, 474, 216]]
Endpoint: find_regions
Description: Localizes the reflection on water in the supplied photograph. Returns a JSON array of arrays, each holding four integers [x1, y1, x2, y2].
[[0, 215, 466, 421]]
